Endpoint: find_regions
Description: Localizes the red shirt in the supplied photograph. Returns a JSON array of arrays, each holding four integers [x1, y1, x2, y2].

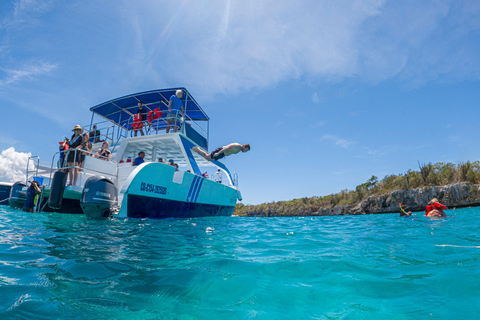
[[425, 202, 447, 216]]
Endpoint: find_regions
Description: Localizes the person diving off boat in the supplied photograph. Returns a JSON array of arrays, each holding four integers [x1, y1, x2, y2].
[[192, 143, 250, 161]]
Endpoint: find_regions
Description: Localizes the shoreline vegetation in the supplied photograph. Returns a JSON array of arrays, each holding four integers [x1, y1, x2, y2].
[[234, 161, 480, 217]]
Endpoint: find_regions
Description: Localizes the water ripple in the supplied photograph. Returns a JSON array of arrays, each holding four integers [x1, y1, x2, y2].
[[0, 207, 479, 318]]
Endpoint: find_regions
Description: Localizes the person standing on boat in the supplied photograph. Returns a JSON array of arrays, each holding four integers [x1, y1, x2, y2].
[[67, 125, 84, 186], [133, 151, 145, 166], [96, 141, 112, 161], [23, 181, 41, 212], [134, 101, 147, 137], [166, 90, 185, 133], [192, 143, 250, 161]]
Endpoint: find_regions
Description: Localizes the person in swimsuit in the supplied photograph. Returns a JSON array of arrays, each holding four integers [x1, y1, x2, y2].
[[96, 141, 111, 161], [22, 181, 41, 212], [425, 198, 447, 217], [192, 143, 250, 161], [79, 133, 92, 168]]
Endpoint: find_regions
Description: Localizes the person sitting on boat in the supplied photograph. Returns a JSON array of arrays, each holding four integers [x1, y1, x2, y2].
[[22, 181, 41, 212], [89, 124, 101, 143], [66, 125, 84, 186], [166, 90, 185, 133], [96, 141, 111, 161], [192, 143, 250, 161], [425, 198, 447, 217], [168, 159, 179, 171], [133, 151, 145, 166], [202, 171, 209, 178], [158, 158, 164, 163], [134, 101, 147, 137]]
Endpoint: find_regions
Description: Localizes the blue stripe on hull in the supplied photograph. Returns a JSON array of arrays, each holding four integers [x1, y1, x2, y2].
[[127, 194, 234, 219]]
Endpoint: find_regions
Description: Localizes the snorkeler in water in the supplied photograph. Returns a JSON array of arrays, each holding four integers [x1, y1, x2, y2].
[[399, 202, 412, 217]]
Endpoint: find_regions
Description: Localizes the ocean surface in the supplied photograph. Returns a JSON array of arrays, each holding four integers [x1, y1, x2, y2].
[[0, 206, 479, 319]]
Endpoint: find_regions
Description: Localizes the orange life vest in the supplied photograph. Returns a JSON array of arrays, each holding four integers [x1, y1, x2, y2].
[[132, 114, 143, 130], [147, 108, 163, 125]]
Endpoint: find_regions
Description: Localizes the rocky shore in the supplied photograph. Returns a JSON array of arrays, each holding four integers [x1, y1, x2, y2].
[[317, 183, 480, 216], [237, 183, 480, 217]]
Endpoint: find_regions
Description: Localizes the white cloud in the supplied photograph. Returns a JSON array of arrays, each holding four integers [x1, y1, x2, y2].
[[13, 0, 53, 21], [321, 134, 355, 149], [124, 0, 384, 99], [310, 121, 326, 128], [0, 135, 19, 146], [0, 62, 57, 87], [0, 147, 31, 183], [311, 92, 321, 104], [121, 0, 480, 99]]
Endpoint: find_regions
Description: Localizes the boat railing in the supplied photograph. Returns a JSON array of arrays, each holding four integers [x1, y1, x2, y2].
[[123, 110, 182, 136], [49, 149, 118, 187], [208, 171, 238, 188], [82, 121, 115, 146], [26, 156, 40, 185], [232, 172, 239, 188], [120, 110, 207, 139]]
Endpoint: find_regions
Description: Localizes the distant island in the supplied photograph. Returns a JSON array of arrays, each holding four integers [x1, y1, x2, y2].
[[234, 161, 480, 217]]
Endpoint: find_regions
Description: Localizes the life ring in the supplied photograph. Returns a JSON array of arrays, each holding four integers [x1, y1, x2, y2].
[[132, 114, 143, 130]]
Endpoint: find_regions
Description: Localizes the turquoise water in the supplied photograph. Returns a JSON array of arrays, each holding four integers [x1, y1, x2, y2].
[[0, 206, 479, 319]]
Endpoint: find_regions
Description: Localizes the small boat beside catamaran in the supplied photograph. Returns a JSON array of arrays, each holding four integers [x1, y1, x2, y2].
[[11, 88, 244, 218]]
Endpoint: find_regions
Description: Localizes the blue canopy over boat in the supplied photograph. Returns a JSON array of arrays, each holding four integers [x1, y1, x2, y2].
[[89, 88, 209, 131]]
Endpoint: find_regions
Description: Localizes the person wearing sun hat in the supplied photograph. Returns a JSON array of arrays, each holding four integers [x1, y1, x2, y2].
[[425, 198, 447, 217], [66, 125, 84, 186]]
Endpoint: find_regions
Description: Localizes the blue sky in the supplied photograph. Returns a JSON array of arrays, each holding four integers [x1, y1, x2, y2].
[[0, 0, 480, 204]]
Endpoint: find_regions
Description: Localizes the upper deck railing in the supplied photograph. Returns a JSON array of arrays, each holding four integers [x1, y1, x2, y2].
[[87, 88, 210, 151], [83, 109, 208, 153]]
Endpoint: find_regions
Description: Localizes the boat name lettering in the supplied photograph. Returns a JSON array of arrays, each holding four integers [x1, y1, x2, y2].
[[140, 182, 167, 195], [96, 191, 111, 198]]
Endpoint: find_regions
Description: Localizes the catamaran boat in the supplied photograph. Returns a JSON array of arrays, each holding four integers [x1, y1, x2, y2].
[[0, 182, 13, 206], [15, 88, 242, 218]]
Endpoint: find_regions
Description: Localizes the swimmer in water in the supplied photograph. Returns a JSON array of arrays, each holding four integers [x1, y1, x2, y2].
[[425, 198, 447, 217], [399, 202, 412, 217]]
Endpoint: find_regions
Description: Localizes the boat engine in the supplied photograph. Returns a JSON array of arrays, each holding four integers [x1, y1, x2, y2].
[[49, 171, 67, 209], [9, 181, 26, 208], [80, 176, 118, 218]]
